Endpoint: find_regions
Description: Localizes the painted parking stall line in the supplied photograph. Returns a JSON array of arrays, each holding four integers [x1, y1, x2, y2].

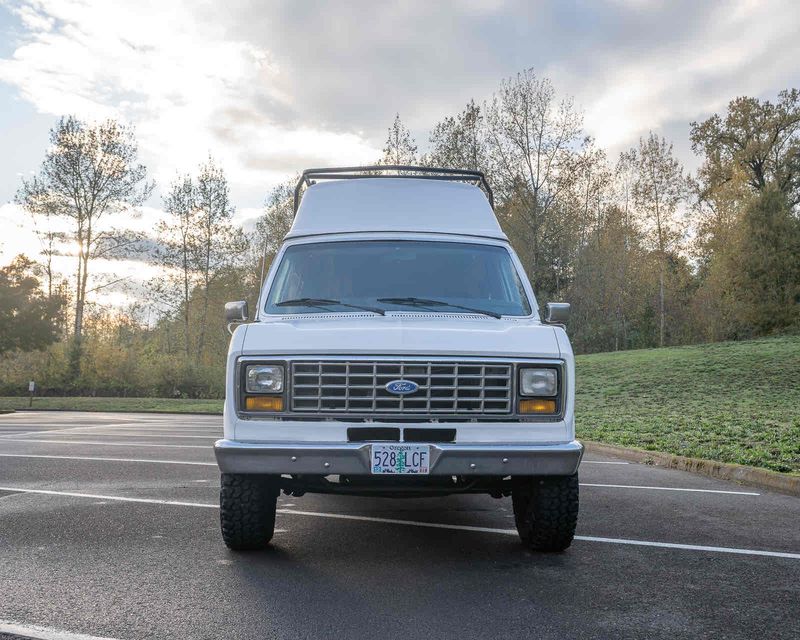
[[1, 485, 797, 560], [0, 453, 217, 466], [20, 432, 220, 439], [580, 482, 760, 496], [0, 423, 136, 439], [0, 438, 210, 449], [0, 619, 122, 640], [0, 486, 218, 508]]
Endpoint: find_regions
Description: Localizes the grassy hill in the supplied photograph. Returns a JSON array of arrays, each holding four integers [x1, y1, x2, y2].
[[576, 334, 800, 474]]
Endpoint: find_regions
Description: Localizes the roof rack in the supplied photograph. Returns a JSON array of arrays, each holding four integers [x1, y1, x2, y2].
[[293, 165, 494, 213]]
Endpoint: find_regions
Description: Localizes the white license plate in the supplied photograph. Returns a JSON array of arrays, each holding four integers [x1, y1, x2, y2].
[[370, 444, 430, 475]]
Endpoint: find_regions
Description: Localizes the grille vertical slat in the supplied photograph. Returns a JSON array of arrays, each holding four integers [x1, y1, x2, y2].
[[291, 360, 512, 415]]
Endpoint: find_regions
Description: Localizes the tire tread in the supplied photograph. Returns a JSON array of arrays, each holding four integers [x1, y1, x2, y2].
[[513, 474, 579, 552], [219, 473, 278, 551]]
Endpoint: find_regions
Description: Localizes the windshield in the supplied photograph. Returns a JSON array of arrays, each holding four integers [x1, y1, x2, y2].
[[264, 240, 532, 316]]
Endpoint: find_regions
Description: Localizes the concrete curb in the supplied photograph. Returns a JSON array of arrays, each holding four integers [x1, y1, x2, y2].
[[584, 441, 800, 497]]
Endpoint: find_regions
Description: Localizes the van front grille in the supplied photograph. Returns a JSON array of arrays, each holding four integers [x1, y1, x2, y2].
[[290, 360, 513, 415]]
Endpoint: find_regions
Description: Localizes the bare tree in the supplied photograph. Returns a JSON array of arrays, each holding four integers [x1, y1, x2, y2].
[[629, 132, 688, 347], [254, 178, 296, 295], [15, 116, 153, 375], [565, 140, 613, 247], [152, 174, 195, 358], [151, 157, 247, 363], [26, 199, 69, 300], [193, 157, 248, 361], [379, 114, 418, 166], [484, 69, 585, 292]]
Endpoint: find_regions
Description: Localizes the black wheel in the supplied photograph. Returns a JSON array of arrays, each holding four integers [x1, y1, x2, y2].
[[220, 473, 279, 551], [512, 474, 579, 552]]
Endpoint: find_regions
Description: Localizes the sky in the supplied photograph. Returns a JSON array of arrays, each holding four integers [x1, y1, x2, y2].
[[1, 0, 799, 307]]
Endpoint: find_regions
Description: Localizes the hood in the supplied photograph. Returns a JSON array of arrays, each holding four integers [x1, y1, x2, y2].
[[240, 315, 561, 359]]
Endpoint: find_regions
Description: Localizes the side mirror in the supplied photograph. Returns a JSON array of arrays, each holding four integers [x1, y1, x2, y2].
[[545, 302, 570, 324], [224, 300, 249, 323]]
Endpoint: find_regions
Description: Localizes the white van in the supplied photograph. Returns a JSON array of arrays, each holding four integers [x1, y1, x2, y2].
[[217, 166, 581, 552]]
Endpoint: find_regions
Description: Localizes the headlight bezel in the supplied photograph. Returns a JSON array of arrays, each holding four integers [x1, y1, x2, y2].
[[238, 359, 287, 414], [517, 365, 562, 416]]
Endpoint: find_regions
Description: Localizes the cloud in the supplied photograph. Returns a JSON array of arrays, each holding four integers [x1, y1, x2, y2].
[[568, 0, 800, 156], [0, 0, 379, 204], [2, 0, 799, 309], [2, 0, 798, 197]]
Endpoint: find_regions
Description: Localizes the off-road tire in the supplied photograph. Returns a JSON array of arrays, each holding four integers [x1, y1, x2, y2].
[[220, 473, 279, 551], [512, 474, 579, 552]]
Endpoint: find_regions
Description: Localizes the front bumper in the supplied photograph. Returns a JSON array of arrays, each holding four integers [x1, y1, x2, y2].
[[213, 439, 583, 476]]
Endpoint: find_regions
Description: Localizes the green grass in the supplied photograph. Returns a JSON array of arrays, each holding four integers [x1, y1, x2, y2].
[[576, 334, 800, 474], [0, 396, 223, 414]]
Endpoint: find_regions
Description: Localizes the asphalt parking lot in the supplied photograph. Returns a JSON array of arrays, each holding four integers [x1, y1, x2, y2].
[[0, 412, 798, 640]]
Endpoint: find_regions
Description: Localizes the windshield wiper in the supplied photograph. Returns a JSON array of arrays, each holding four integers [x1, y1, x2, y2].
[[275, 297, 385, 316], [377, 297, 502, 319]]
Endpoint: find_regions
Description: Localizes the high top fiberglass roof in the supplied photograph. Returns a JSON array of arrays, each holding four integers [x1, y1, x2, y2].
[[285, 178, 507, 241]]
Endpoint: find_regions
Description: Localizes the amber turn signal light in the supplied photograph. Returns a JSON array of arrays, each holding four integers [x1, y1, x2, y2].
[[244, 396, 284, 411], [519, 398, 557, 414]]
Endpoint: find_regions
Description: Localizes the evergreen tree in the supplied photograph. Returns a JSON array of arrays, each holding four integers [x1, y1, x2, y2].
[[733, 187, 800, 333]]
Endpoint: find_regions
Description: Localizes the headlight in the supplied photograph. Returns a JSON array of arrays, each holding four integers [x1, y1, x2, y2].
[[519, 368, 557, 396], [245, 365, 284, 393]]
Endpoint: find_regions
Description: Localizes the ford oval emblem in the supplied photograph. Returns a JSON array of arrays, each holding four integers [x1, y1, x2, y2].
[[385, 379, 419, 395]]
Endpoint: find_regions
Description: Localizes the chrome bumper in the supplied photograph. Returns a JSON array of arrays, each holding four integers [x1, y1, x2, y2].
[[214, 439, 583, 476]]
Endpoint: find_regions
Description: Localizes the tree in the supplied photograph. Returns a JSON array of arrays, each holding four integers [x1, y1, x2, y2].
[[254, 178, 296, 292], [426, 100, 488, 172], [379, 114, 418, 165], [193, 157, 248, 360], [628, 133, 687, 346], [15, 116, 153, 375], [568, 207, 653, 352], [27, 200, 69, 299], [691, 90, 800, 208], [0, 255, 65, 355], [484, 69, 585, 299], [732, 187, 800, 333], [152, 174, 196, 358], [151, 157, 248, 363], [563, 141, 614, 251]]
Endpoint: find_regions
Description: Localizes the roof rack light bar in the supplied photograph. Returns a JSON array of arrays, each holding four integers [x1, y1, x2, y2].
[[293, 165, 494, 213]]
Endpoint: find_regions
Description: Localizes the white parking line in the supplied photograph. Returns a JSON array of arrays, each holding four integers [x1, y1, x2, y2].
[[582, 460, 629, 465], [27, 432, 219, 439], [0, 486, 218, 508], [0, 485, 797, 559], [0, 453, 216, 466], [581, 483, 760, 496], [0, 424, 218, 432], [90, 425, 221, 432], [0, 438, 209, 449], [0, 424, 130, 439], [0, 619, 120, 640]]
